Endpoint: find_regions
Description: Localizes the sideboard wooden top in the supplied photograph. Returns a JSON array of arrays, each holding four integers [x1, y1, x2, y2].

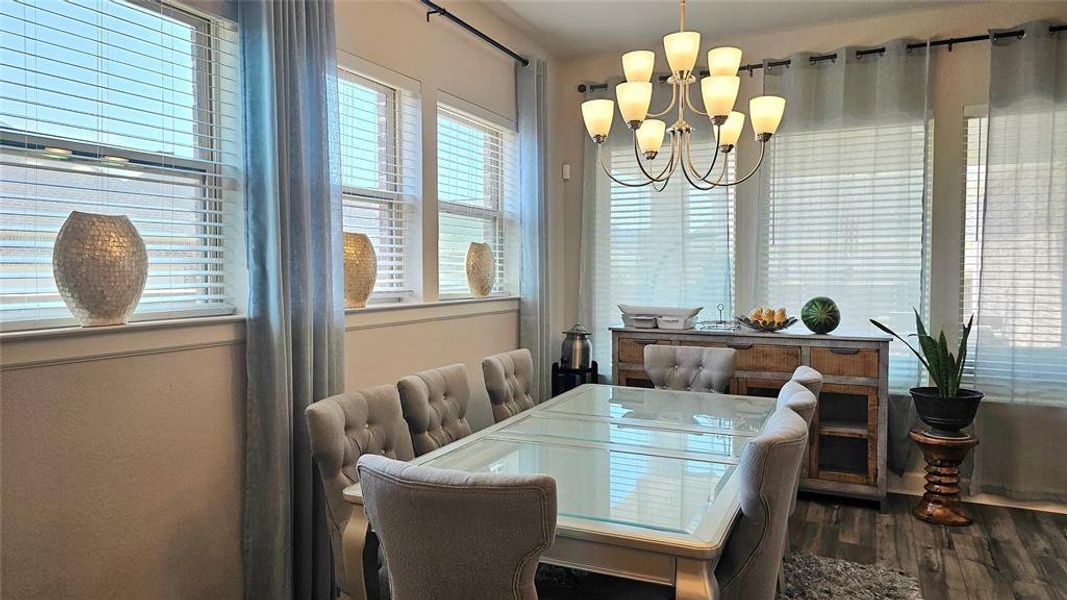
[[609, 326, 891, 343]]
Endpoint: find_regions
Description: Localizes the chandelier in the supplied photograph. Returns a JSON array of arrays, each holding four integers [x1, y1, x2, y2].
[[580, 0, 786, 191]]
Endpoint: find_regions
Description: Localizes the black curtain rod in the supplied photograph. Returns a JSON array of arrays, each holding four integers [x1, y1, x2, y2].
[[421, 0, 530, 67], [579, 24, 1065, 92]]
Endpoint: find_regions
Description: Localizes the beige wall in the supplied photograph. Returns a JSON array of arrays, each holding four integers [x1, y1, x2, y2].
[[0, 2, 554, 599], [1, 324, 245, 600]]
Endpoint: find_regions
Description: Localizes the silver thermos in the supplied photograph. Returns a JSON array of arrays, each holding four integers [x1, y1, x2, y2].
[[560, 323, 592, 369]]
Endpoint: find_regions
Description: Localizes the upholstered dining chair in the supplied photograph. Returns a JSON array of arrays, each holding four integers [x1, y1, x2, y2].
[[715, 408, 808, 600], [357, 454, 557, 600], [397, 363, 473, 456], [305, 385, 416, 599], [789, 365, 824, 401], [643, 345, 737, 393], [483, 348, 537, 423]]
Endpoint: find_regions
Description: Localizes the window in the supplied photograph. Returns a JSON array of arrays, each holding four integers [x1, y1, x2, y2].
[[0, 0, 241, 330], [961, 111, 1067, 404], [756, 123, 931, 391], [587, 141, 735, 369], [337, 67, 419, 301], [436, 104, 517, 297]]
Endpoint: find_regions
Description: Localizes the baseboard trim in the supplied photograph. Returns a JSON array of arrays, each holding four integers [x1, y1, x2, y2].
[[888, 471, 1067, 515]]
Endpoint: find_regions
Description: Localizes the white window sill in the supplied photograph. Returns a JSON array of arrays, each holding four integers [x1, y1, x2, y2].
[[0, 314, 246, 370], [344, 295, 520, 331], [1, 297, 522, 368]]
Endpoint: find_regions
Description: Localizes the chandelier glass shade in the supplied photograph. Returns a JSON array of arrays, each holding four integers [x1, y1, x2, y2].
[[581, 0, 786, 190]]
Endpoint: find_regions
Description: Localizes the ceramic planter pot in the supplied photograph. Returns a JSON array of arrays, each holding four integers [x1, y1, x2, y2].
[[343, 232, 377, 308], [52, 211, 147, 327], [910, 387, 984, 438], [465, 242, 495, 297]]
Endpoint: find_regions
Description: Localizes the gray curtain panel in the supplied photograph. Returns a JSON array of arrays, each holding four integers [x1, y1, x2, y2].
[[759, 41, 932, 475], [970, 21, 1067, 502], [516, 59, 552, 399], [239, 1, 345, 599]]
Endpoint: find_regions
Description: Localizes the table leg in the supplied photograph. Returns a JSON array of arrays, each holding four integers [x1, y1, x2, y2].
[[675, 558, 718, 600], [341, 506, 371, 600]]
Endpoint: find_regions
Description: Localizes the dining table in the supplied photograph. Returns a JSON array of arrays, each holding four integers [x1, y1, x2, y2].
[[341, 383, 779, 600]]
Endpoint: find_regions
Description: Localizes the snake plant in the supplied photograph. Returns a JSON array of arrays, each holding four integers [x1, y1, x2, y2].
[[869, 310, 974, 398]]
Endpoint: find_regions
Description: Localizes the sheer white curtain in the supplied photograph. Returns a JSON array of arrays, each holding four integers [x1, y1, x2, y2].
[[756, 42, 931, 473], [971, 22, 1067, 501], [578, 78, 735, 373], [757, 41, 932, 393]]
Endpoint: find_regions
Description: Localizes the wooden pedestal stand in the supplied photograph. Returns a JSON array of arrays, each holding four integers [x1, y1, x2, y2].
[[910, 429, 979, 526]]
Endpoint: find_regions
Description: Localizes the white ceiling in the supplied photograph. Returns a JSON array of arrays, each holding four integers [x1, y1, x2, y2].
[[476, 0, 967, 59]]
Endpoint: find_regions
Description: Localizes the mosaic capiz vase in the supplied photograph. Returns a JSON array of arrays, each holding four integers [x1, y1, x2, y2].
[[465, 242, 495, 297], [343, 232, 377, 308], [52, 211, 148, 327]]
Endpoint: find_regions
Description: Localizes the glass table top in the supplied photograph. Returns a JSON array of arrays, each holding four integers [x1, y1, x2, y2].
[[415, 386, 778, 537], [545, 385, 775, 435], [422, 436, 735, 534], [499, 414, 750, 461]]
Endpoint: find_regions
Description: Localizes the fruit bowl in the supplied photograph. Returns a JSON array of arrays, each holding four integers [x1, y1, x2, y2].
[[735, 315, 798, 333]]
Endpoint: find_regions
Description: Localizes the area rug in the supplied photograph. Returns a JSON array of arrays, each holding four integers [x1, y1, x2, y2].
[[536, 552, 924, 600], [779, 552, 924, 600]]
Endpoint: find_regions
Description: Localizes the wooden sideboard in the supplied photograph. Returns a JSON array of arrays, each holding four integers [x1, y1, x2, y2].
[[610, 327, 890, 505]]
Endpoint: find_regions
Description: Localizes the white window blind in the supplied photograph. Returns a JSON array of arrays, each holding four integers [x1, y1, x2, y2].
[[0, 0, 241, 329], [588, 141, 735, 369], [960, 114, 987, 354], [338, 67, 419, 300], [757, 123, 931, 391], [962, 112, 1067, 405], [436, 104, 517, 297]]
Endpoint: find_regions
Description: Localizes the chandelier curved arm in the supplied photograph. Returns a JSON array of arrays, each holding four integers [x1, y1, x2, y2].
[[683, 84, 708, 117], [677, 124, 722, 181], [596, 136, 677, 188], [646, 83, 678, 118], [679, 149, 720, 192], [631, 130, 677, 183], [687, 135, 769, 187], [710, 156, 729, 184]]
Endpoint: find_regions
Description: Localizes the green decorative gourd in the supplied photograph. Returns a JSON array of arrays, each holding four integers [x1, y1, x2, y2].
[[801, 297, 840, 334]]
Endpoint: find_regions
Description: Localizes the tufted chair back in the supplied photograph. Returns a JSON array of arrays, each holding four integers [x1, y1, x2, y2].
[[775, 380, 818, 427], [398, 363, 473, 457], [482, 348, 537, 423], [715, 409, 808, 600], [644, 345, 737, 393], [357, 454, 557, 600], [305, 384, 415, 595], [789, 365, 823, 401]]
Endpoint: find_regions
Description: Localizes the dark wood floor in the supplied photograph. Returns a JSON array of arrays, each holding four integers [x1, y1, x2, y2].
[[790, 493, 1067, 600]]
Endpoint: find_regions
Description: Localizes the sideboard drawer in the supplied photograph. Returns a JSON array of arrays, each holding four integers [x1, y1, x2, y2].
[[617, 337, 669, 364], [811, 347, 880, 379], [732, 343, 800, 373], [683, 340, 800, 373]]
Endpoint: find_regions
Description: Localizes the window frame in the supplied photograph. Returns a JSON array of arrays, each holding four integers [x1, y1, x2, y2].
[[0, 0, 238, 332], [336, 64, 418, 304], [435, 98, 517, 300]]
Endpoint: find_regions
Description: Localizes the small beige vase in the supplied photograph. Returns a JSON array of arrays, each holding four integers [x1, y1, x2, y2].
[[52, 211, 148, 327], [465, 242, 495, 297], [343, 232, 377, 308]]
